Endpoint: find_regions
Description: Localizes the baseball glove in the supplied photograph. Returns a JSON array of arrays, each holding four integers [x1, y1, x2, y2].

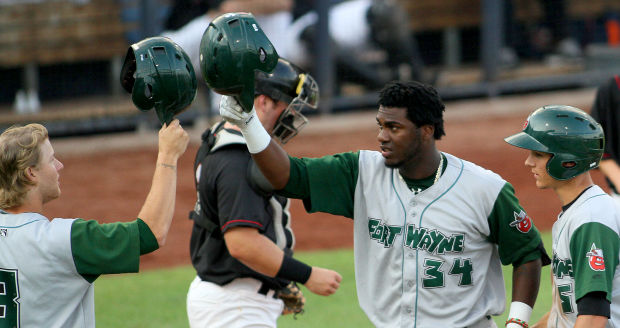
[[276, 282, 305, 317]]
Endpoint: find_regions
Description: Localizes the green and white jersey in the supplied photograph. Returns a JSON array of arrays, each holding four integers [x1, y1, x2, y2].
[[0, 211, 156, 328], [281, 151, 544, 328], [547, 185, 620, 328]]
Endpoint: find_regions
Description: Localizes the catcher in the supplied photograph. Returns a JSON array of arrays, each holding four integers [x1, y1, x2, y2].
[[186, 13, 341, 328]]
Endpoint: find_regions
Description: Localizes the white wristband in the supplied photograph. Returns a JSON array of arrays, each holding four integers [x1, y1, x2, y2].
[[240, 112, 271, 154], [506, 301, 532, 327]]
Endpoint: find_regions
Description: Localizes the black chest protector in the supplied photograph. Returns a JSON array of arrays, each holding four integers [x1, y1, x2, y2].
[[188, 121, 275, 238]]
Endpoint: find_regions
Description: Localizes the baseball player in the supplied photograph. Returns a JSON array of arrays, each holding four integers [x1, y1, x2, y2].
[[589, 75, 620, 205], [0, 36, 192, 328], [219, 80, 550, 327], [506, 105, 620, 328], [186, 32, 341, 327], [0, 121, 188, 327]]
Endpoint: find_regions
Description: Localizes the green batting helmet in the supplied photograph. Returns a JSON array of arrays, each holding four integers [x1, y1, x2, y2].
[[199, 12, 279, 112], [120, 36, 197, 125], [505, 105, 605, 180]]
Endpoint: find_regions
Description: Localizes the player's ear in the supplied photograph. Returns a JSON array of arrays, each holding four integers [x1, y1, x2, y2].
[[420, 124, 435, 140], [254, 95, 274, 114], [25, 166, 37, 182]]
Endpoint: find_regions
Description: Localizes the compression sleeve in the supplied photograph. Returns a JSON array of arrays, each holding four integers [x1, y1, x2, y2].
[[576, 291, 610, 317]]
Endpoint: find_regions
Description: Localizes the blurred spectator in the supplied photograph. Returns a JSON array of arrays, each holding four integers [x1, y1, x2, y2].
[[161, 0, 293, 113], [164, 0, 212, 31], [502, 0, 581, 68], [162, 0, 293, 79], [284, 0, 426, 93], [590, 75, 620, 205]]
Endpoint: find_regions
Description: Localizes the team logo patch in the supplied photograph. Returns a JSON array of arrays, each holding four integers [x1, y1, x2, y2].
[[0, 229, 6, 237], [509, 210, 532, 233], [522, 119, 529, 129], [586, 243, 605, 271]]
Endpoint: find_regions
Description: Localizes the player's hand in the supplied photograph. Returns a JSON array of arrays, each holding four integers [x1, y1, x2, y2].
[[304, 267, 342, 296], [158, 119, 189, 160], [219, 95, 256, 128]]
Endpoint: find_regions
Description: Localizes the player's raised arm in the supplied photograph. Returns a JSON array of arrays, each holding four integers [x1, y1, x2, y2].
[[137, 120, 189, 246], [219, 95, 291, 189]]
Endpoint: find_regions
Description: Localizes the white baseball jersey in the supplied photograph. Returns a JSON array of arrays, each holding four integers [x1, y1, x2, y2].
[[280, 151, 545, 328], [0, 210, 153, 327], [547, 185, 620, 328]]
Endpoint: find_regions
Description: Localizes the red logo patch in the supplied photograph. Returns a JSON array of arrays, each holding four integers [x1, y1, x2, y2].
[[510, 210, 532, 233], [586, 243, 605, 271], [522, 120, 529, 130]]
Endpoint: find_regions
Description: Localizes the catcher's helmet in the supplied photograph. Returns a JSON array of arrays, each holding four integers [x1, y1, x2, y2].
[[120, 36, 197, 125], [199, 12, 279, 113], [505, 105, 605, 180], [255, 58, 319, 143]]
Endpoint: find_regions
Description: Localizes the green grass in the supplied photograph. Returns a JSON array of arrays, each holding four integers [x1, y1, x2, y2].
[[94, 233, 553, 327]]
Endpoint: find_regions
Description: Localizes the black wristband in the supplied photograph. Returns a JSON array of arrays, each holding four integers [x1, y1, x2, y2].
[[276, 256, 312, 284]]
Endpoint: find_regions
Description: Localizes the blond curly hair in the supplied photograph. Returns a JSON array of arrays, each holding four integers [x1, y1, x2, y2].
[[0, 124, 48, 209]]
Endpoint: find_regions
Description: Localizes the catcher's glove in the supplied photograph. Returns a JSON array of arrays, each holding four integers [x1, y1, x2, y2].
[[276, 282, 305, 317]]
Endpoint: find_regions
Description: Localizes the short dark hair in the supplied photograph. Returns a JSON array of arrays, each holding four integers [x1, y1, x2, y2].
[[378, 81, 446, 139]]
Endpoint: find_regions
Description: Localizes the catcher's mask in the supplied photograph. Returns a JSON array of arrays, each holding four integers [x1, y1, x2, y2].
[[505, 105, 605, 180], [120, 36, 197, 125], [255, 58, 319, 144], [199, 12, 279, 113]]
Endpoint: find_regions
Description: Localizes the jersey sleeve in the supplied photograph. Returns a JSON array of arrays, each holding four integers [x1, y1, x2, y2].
[[279, 152, 359, 218], [569, 222, 620, 302], [213, 149, 271, 232], [136, 218, 159, 255], [70, 219, 144, 282], [487, 182, 546, 266]]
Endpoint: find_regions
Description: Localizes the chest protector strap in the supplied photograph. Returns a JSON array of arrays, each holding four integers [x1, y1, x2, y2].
[[188, 121, 231, 238]]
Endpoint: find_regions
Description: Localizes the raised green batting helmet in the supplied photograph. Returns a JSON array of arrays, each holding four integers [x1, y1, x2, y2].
[[505, 105, 605, 180], [120, 36, 197, 125], [199, 12, 279, 112]]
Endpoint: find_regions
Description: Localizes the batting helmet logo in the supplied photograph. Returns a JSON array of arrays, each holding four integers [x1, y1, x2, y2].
[[509, 210, 532, 233], [586, 243, 605, 271]]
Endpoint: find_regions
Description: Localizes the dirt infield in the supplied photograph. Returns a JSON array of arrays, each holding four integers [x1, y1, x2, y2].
[[44, 88, 606, 270]]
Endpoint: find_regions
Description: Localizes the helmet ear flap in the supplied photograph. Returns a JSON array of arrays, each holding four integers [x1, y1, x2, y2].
[[546, 154, 568, 180], [130, 77, 156, 112]]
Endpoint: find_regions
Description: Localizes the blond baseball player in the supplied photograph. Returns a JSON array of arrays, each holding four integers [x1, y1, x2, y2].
[[0, 36, 193, 327]]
